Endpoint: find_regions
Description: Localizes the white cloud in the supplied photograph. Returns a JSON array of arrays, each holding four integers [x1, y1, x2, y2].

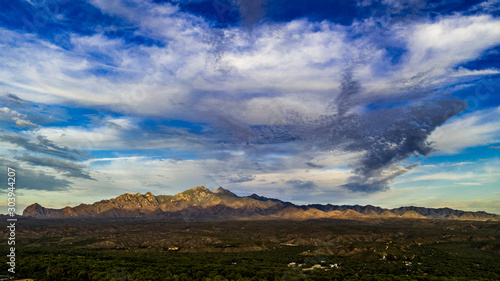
[[470, 0, 500, 13], [409, 172, 478, 182], [30, 125, 126, 151], [396, 157, 500, 188], [404, 15, 500, 76], [84, 156, 150, 164], [451, 67, 500, 77], [1, 7, 499, 128], [307, 151, 365, 168], [427, 106, 500, 154], [0, 107, 36, 128], [451, 161, 475, 166], [458, 182, 482, 186], [30, 121, 206, 151]]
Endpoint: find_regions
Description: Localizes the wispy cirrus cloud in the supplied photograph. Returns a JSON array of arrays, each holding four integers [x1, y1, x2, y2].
[[427, 106, 500, 155], [14, 154, 94, 180], [0, 134, 89, 161], [0, 158, 71, 191]]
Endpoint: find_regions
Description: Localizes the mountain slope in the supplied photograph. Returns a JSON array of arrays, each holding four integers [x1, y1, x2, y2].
[[22, 186, 500, 221]]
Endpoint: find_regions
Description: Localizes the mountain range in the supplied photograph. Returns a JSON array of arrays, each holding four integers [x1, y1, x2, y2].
[[23, 186, 500, 221]]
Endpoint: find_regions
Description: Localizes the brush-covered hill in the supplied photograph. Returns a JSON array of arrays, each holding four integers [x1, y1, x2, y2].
[[23, 186, 500, 221]]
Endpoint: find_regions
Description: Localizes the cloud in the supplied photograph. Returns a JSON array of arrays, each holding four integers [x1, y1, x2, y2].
[[0, 134, 89, 161], [458, 182, 482, 186], [2, 8, 497, 123], [32, 116, 209, 151], [343, 162, 419, 192], [400, 157, 500, 190], [14, 154, 95, 180], [411, 199, 500, 214], [470, 0, 500, 13], [85, 156, 150, 164], [405, 15, 500, 73], [0, 0, 499, 198], [306, 162, 324, 169], [451, 161, 475, 166], [451, 67, 500, 77], [0, 94, 38, 128], [427, 106, 500, 154], [407, 171, 477, 182], [0, 158, 71, 191], [227, 174, 256, 183], [0, 107, 36, 128], [0, 93, 69, 128], [253, 75, 466, 192], [236, 0, 266, 27], [286, 179, 317, 190]]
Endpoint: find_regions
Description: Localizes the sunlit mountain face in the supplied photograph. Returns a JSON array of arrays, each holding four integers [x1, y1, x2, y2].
[[0, 0, 499, 214], [23, 186, 500, 221]]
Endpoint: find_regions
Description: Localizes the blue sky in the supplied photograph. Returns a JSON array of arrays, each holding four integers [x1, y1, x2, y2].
[[0, 0, 500, 214]]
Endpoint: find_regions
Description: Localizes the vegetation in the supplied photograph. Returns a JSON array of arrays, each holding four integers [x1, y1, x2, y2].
[[1, 218, 498, 280]]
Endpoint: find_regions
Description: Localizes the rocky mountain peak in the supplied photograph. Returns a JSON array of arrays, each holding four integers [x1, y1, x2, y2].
[[23, 203, 48, 218], [115, 192, 155, 199], [172, 186, 215, 202], [213, 187, 238, 197], [248, 193, 266, 201], [190, 186, 211, 193], [110, 192, 159, 210]]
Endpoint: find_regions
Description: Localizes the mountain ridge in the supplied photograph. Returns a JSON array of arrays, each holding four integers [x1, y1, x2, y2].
[[22, 186, 500, 221]]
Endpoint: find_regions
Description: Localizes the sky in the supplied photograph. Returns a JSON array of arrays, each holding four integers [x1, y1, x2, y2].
[[0, 0, 500, 214]]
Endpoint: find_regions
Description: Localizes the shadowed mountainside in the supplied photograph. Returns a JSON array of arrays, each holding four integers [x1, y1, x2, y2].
[[23, 186, 500, 221]]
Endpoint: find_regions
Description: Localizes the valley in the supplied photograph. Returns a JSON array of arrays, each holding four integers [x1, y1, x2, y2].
[[1, 217, 499, 280], [5, 186, 499, 280]]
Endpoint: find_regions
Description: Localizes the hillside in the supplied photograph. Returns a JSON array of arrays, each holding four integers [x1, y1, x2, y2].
[[22, 186, 500, 221]]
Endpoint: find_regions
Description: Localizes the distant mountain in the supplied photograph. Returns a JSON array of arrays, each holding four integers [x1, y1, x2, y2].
[[23, 186, 500, 221]]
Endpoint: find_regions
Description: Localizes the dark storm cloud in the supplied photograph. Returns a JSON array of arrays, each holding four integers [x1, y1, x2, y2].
[[328, 99, 464, 192], [342, 163, 419, 192], [345, 99, 464, 191], [236, 0, 266, 27], [0, 135, 89, 161], [5, 93, 23, 103], [286, 180, 317, 190], [307, 162, 324, 169], [15, 154, 95, 180], [332, 67, 362, 116], [227, 174, 256, 183], [0, 158, 71, 191], [217, 68, 467, 193], [327, 69, 466, 192]]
